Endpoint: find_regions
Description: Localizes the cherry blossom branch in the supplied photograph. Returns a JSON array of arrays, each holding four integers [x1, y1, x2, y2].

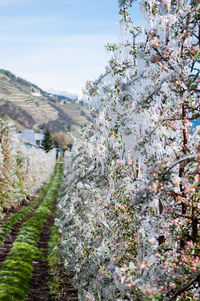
[[162, 154, 197, 175], [94, 72, 109, 86], [145, 75, 173, 104], [175, 213, 200, 220], [122, 73, 144, 89], [154, 48, 176, 72], [168, 273, 200, 301], [162, 115, 200, 121]]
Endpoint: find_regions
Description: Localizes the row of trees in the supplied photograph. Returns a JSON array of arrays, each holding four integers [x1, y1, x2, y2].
[[0, 120, 56, 218], [57, 0, 199, 300]]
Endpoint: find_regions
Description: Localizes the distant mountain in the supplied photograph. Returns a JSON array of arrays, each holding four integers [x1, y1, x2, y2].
[[47, 88, 79, 100], [0, 69, 90, 133]]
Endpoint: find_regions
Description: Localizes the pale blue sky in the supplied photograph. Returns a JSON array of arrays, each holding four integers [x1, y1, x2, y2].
[[0, 0, 141, 96]]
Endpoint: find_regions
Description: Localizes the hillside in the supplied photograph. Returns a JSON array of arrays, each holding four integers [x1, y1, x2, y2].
[[0, 69, 90, 133]]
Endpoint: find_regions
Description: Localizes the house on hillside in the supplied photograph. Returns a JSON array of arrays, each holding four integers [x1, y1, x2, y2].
[[17, 129, 44, 148]]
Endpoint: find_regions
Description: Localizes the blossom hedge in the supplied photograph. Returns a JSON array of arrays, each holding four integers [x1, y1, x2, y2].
[[0, 119, 56, 218], [57, 1, 200, 300]]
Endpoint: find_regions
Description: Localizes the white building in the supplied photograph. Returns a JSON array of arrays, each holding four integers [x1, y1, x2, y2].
[[17, 129, 44, 148]]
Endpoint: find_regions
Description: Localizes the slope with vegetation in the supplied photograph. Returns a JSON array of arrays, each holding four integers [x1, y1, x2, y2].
[[0, 69, 89, 133]]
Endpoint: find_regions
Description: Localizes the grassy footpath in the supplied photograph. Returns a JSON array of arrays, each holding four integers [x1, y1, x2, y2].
[[47, 159, 63, 299], [47, 224, 62, 298], [0, 163, 62, 301], [0, 167, 57, 246]]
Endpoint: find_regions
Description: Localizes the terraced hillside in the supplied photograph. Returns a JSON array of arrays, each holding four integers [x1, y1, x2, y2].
[[58, 102, 91, 126], [0, 69, 89, 133]]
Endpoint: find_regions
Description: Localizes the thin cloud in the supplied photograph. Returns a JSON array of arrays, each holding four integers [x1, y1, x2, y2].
[[57, 0, 82, 4], [0, 0, 120, 94], [0, 0, 27, 6]]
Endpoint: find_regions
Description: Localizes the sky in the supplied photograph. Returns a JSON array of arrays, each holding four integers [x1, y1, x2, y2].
[[0, 0, 141, 97]]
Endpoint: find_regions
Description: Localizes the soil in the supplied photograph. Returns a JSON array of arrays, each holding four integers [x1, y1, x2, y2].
[[57, 266, 78, 301], [26, 202, 78, 301]]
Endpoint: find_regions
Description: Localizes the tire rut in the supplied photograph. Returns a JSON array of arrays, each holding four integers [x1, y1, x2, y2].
[[57, 265, 78, 301]]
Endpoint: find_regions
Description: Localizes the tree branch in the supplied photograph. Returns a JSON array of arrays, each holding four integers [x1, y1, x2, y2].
[[168, 273, 200, 300], [162, 154, 197, 175]]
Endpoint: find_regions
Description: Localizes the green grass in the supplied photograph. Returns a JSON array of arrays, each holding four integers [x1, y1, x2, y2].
[[0, 163, 63, 301], [47, 225, 62, 298], [0, 168, 57, 246], [47, 161, 64, 299]]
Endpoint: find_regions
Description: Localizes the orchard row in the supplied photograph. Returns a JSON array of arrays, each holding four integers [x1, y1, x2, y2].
[[56, 1, 200, 300]]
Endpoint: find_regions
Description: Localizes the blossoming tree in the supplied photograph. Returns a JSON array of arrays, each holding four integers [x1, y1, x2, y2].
[[57, 0, 200, 300], [0, 119, 56, 217]]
